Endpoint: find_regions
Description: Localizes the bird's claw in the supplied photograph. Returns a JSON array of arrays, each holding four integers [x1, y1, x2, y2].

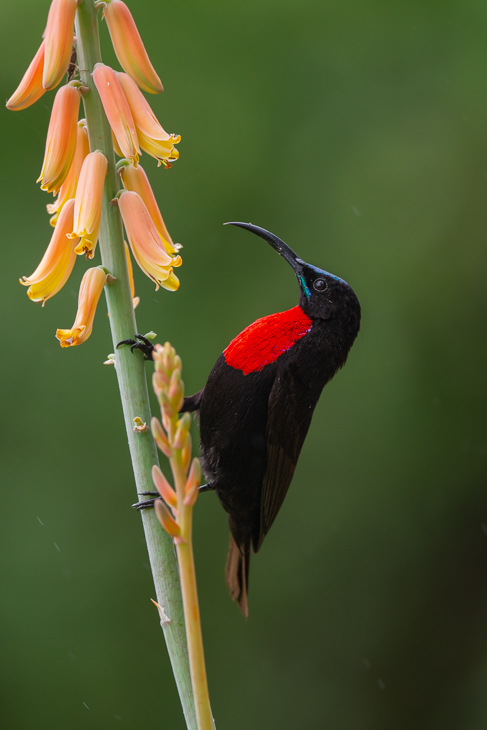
[[117, 333, 155, 360]]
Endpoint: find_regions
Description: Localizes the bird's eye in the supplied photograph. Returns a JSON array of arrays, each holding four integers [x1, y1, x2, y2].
[[313, 279, 328, 292]]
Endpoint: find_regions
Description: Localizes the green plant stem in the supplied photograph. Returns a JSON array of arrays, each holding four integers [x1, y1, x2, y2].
[[75, 3, 197, 727]]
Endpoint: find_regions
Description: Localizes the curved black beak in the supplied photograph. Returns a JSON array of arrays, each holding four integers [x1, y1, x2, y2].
[[224, 222, 305, 276]]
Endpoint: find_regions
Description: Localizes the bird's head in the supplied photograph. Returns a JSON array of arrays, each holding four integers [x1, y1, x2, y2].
[[225, 222, 361, 325]]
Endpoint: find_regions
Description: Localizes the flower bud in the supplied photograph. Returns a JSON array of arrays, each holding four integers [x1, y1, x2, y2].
[[118, 191, 181, 291], [43, 0, 77, 90], [6, 40, 46, 111], [37, 82, 81, 194], [69, 151, 108, 258], [152, 465, 178, 509], [155, 499, 184, 543], [117, 73, 180, 167], [93, 63, 140, 166], [119, 162, 180, 254], [103, 0, 163, 94], [151, 417, 173, 458], [47, 120, 90, 226], [56, 266, 107, 347], [20, 198, 78, 304]]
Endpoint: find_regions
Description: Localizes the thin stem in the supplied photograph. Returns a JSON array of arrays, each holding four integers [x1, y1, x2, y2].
[[74, 2, 197, 728], [172, 455, 214, 730]]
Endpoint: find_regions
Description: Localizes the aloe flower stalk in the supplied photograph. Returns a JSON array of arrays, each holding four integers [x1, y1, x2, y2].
[[151, 343, 214, 730], [8, 0, 201, 726]]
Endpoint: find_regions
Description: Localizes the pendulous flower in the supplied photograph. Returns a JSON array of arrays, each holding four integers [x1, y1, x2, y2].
[[118, 190, 181, 291], [37, 81, 81, 194], [56, 266, 108, 347], [43, 0, 78, 90], [117, 73, 180, 167], [119, 161, 180, 255], [103, 0, 163, 94], [68, 151, 108, 259], [20, 198, 78, 305], [47, 119, 90, 226], [93, 63, 140, 166], [6, 40, 46, 111]]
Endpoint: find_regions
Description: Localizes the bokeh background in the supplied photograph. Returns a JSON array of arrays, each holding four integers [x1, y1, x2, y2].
[[1, 0, 487, 727]]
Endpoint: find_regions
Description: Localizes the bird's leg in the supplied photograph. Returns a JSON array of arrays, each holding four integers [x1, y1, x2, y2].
[[117, 333, 155, 360], [132, 484, 213, 511]]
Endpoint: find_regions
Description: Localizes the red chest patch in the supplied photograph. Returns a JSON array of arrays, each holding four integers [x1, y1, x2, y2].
[[223, 305, 313, 375]]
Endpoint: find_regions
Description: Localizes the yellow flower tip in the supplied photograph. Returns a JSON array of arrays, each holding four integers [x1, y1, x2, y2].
[[42, 0, 77, 91], [56, 266, 107, 348], [104, 0, 163, 94], [47, 120, 90, 224], [118, 191, 182, 290], [93, 63, 140, 166], [38, 83, 81, 195], [6, 40, 46, 111], [133, 296, 140, 309], [120, 163, 179, 254], [70, 151, 108, 259], [20, 198, 78, 305]]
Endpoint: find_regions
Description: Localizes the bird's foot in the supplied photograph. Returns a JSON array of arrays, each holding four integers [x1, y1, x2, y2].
[[117, 333, 155, 360], [132, 485, 213, 511]]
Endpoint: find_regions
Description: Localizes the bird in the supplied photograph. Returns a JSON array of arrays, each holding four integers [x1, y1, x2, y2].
[[120, 223, 361, 617]]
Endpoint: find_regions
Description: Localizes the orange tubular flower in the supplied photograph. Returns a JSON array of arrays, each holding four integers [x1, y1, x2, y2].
[[20, 198, 78, 305], [47, 119, 90, 226], [119, 162, 180, 255], [56, 267, 107, 348], [43, 0, 78, 90], [117, 73, 180, 167], [37, 82, 81, 194], [93, 64, 140, 166], [69, 151, 108, 259], [6, 40, 46, 111], [118, 191, 181, 291], [125, 242, 140, 309], [103, 0, 163, 94]]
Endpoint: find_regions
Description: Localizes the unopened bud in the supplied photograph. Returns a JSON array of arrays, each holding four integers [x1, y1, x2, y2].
[[181, 433, 192, 473], [159, 390, 174, 418], [151, 417, 172, 458], [152, 464, 177, 509], [186, 458, 202, 493], [173, 413, 191, 450], [155, 499, 184, 543]]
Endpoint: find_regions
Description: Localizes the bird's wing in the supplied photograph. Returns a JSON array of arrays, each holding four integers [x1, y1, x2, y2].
[[256, 363, 317, 551]]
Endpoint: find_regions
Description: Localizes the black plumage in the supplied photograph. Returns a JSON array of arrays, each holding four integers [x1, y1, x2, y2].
[[181, 223, 361, 616]]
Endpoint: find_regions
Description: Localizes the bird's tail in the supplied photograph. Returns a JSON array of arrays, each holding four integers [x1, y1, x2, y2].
[[225, 532, 251, 618]]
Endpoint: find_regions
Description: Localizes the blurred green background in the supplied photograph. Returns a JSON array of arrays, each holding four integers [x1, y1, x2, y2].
[[1, 0, 487, 727]]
